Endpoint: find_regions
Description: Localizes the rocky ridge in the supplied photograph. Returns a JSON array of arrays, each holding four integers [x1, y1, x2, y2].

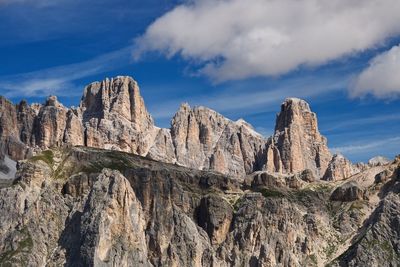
[[0, 75, 399, 266], [0, 146, 398, 266], [0, 76, 356, 180]]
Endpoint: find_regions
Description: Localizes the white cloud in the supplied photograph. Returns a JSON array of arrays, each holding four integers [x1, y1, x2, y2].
[[0, 47, 132, 97], [351, 44, 400, 98], [322, 113, 400, 132], [331, 136, 400, 160], [134, 0, 400, 82], [148, 71, 347, 121]]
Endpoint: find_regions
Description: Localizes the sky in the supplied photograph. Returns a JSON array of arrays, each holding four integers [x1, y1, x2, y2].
[[0, 0, 400, 163]]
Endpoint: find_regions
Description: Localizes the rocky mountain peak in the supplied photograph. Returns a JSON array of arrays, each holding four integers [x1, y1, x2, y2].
[[169, 103, 265, 176], [79, 76, 153, 131], [265, 97, 332, 178], [0, 77, 358, 180], [45, 95, 63, 108], [368, 156, 391, 166], [323, 153, 360, 181], [275, 97, 315, 133], [79, 76, 156, 154]]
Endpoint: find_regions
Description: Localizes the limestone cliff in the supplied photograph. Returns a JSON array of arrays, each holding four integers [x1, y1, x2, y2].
[[0, 77, 358, 180], [168, 104, 266, 177], [79, 76, 157, 155], [0, 146, 398, 266], [264, 98, 333, 178]]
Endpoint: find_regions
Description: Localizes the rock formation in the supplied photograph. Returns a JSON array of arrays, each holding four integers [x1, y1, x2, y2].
[[0, 74, 398, 266], [169, 104, 266, 177], [330, 181, 365, 202], [80, 76, 157, 155], [0, 146, 398, 266], [0, 76, 359, 181], [332, 193, 400, 266], [368, 156, 391, 166], [323, 154, 360, 181], [264, 98, 333, 178]]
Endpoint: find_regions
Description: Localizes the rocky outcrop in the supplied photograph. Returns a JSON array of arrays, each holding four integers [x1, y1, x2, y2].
[[147, 128, 176, 164], [0, 77, 359, 180], [0, 154, 16, 180], [368, 156, 391, 166], [0, 97, 34, 160], [169, 104, 266, 177], [34, 96, 69, 148], [323, 154, 360, 181], [197, 195, 233, 245], [264, 98, 332, 178], [246, 170, 312, 190], [0, 76, 158, 157], [80, 76, 157, 155], [77, 170, 151, 266], [330, 181, 365, 202], [333, 193, 400, 266], [374, 169, 394, 184], [0, 146, 399, 266]]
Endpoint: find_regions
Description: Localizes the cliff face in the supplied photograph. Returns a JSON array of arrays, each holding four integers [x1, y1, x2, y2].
[[0, 75, 399, 266], [79, 76, 157, 155], [265, 98, 332, 178], [168, 104, 266, 177], [0, 76, 355, 180], [0, 146, 398, 266]]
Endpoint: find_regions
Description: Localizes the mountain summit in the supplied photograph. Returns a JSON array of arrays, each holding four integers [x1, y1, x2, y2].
[[0, 76, 399, 266], [0, 76, 354, 179]]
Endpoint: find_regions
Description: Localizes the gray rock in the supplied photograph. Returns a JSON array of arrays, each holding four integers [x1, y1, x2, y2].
[[330, 181, 365, 202], [323, 154, 360, 181], [197, 195, 233, 245], [0, 146, 398, 267], [333, 193, 400, 267]]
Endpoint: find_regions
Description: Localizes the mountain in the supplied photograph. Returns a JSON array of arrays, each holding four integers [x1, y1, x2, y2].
[[0, 76, 399, 266], [0, 76, 354, 180]]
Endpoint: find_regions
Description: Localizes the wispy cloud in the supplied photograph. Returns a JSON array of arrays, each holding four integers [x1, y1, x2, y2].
[[0, 46, 132, 97], [148, 72, 348, 121], [323, 113, 400, 132], [332, 136, 400, 159], [0, 0, 63, 7]]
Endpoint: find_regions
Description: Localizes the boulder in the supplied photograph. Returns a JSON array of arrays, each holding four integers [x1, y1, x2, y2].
[[330, 181, 365, 202]]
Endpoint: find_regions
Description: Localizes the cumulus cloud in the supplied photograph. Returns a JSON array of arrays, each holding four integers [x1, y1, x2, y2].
[[351, 44, 400, 98], [134, 0, 400, 82]]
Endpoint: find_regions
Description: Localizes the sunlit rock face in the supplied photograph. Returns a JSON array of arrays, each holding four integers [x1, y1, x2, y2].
[[1, 75, 400, 267], [79, 76, 157, 155], [264, 98, 332, 178], [0, 146, 398, 266], [323, 154, 360, 181], [0, 76, 360, 181], [169, 104, 266, 177]]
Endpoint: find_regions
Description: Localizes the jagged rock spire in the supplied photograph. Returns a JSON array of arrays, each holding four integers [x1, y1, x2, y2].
[[79, 76, 157, 155], [80, 76, 154, 132], [169, 104, 266, 177], [0, 78, 358, 180], [265, 98, 332, 178]]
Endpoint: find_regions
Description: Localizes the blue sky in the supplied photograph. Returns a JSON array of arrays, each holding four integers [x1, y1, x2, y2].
[[1, 0, 400, 162]]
